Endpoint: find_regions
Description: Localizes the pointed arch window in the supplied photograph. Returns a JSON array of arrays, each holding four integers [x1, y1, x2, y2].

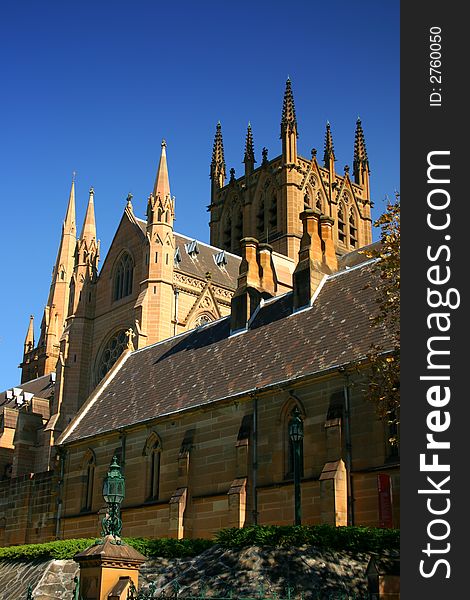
[[256, 196, 265, 238], [233, 206, 243, 253], [304, 192, 311, 210], [338, 203, 346, 244], [68, 278, 76, 317], [316, 191, 324, 213], [81, 451, 96, 512], [113, 252, 134, 301], [349, 207, 358, 248], [96, 329, 128, 384], [269, 194, 278, 229], [222, 214, 232, 251], [281, 401, 305, 480], [143, 434, 162, 502]]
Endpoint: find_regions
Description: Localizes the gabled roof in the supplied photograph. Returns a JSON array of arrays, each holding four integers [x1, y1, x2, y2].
[[59, 259, 392, 445], [134, 218, 241, 289]]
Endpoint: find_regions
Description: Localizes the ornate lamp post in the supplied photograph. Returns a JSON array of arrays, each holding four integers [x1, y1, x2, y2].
[[289, 407, 304, 526], [101, 455, 125, 540]]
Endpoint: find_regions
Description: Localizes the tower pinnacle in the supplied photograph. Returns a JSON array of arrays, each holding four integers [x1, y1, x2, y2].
[[153, 140, 171, 200], [353, 117, 369, 178], [280, 78, 298, 164], [281, 77, 298, 135], [243, 122, 256, 167], [63, 179, 76, 236], [323, 121, 335, 166], [24, 315, 35, 356], [80, 187, 97, 243], [210, 121, 226, 191]]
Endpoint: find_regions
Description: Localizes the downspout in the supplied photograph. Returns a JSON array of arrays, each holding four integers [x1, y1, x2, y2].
[[341, 369, 355, 525], [120, 430, 127, 470], [55, 448, 66, 539], [173, 288, 179, 336], [251, 392, 258, 525]]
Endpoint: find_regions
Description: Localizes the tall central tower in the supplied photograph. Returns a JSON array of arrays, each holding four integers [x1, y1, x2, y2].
[[208, 79, 373, 261]]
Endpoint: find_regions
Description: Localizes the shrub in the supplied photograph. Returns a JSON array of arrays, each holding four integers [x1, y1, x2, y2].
[[0, 525, 399, 561], [0, 537, 214, 561], [215, 525, 399, 554]]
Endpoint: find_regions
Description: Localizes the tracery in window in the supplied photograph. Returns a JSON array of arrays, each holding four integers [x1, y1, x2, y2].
[[194, 313, 213, 328], [113, 252, 134, 301], [96, 329, 128, 384]]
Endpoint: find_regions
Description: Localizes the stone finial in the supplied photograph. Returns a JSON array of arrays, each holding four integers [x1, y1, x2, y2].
[[262, 147, 268, 165]]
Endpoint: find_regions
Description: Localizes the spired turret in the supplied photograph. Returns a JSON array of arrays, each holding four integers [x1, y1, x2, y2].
[[280, 77, 298, 164], [353, 117, 370, 197], [21, 179, 78, 382], [210, 122, 226, 199]]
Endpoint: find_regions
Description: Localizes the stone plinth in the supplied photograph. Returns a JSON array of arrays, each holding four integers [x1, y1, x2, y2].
[[74, 535, 147, 600]]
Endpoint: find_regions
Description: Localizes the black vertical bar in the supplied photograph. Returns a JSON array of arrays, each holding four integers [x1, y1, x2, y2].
[[401, 2, 466, 597]]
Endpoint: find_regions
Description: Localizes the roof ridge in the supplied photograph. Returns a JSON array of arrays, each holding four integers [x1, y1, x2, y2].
[[329, 257, 379, 279]]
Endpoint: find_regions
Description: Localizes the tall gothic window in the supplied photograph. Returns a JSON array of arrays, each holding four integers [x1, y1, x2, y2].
[[286, 417, 304, 479], [349, 207, 357, 248], [233, 206, 243, 253], [81, 451, 96, 512], [269, 194, 278, 230], [282, 402, 305, 480], [256, 196, 265, 239], [96, 329, 128, 384], [338, 203, 346, 243], [316, 191, 323, 212], [222, 214, 232, 251], [143, 433, 162, 502], [113, 252, 134, 301], [68, 278, 76, 316]]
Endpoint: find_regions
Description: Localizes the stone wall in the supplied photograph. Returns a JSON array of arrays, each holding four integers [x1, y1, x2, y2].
[[0, 545, 394, 599]]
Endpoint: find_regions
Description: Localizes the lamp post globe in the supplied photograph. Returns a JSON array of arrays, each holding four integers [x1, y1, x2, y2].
[[102, 455, 125, 505], [101, 455, 125, 540]]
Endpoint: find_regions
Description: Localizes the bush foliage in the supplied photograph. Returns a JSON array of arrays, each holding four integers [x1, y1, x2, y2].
[[0, 525, 399, 561], [215, 525, 399, 554]]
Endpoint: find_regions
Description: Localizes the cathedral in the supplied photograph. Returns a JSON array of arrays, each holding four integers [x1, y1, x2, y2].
[[0, 80, 398, 547]]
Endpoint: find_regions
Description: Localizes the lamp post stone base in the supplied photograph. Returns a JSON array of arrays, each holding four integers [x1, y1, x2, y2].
[[74, 535, 147, 600]]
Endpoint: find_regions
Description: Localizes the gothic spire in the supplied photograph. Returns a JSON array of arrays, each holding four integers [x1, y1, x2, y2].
[[24, 315, 35, 355], [353, 117, 369, 180], [63, 179, 76, 236], [80, 187, 97, 243], [210, 121, 226, 189], [243, 122, 255, 166], [323, 121, 335, 166], [281, 77, 298, 135], [153, 140, 171, 200]]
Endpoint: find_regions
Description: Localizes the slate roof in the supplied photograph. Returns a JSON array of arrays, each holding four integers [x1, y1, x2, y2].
[[59, 258, 392, 445], [1, 373, 55, 409]]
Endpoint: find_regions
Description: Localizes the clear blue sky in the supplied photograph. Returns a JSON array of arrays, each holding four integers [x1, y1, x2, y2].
[[0, 1, 399, 390]]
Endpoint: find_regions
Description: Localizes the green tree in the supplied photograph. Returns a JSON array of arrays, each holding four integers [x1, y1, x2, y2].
[[366, 193, 400, 443]]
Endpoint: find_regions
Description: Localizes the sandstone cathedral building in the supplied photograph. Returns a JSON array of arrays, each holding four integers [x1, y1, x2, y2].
[[0, 80, 398, 546]]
